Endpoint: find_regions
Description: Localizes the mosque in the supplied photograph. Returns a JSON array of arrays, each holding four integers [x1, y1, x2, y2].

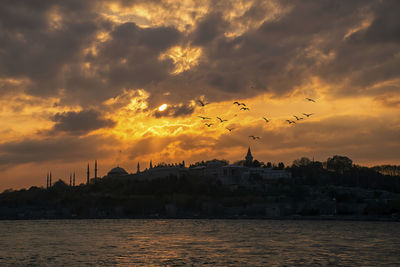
[[104, 147, 291, 185], [46, 147, 290, 188]]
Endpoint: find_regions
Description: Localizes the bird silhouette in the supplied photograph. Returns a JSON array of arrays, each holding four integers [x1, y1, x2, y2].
[[217, 117, 228, 123], [286, 120, 296, 124], [302, 113, 314, 117], [234, 101, 246, 106], [226, 127, 234, 132], [240, 107, 250, 111], [305, 98, 316, 102], [197, 100, 209, 106], [205, 123, 213, 127], [198, 116, 211, 120], [293, 115, 303, 121], [263, 117, 270, 123], [249, 135, 260, 140]]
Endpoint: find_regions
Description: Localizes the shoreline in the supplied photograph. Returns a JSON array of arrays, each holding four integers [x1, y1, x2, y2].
[[1, 215, 399, 222]]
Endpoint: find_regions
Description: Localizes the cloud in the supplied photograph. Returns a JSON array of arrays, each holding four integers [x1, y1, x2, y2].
[[0, 0, 399, 107], [153, 103, 195, 118], [0, 1, 105, 97], [51, 109, 116, 135], [191, 12, 228, 45], [0, 0, 399, 190], [352, 0, 400, 44], [0, 134, 119, 169]]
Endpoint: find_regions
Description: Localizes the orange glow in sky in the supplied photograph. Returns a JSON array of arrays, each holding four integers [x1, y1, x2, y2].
[[0, 0, 399, 191]]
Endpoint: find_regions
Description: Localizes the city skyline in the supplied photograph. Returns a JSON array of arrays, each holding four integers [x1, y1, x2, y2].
[[1, 1, 399, 191]]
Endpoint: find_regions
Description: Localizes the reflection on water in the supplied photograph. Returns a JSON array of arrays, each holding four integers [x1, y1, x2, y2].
[[0, 219, 399, 266]]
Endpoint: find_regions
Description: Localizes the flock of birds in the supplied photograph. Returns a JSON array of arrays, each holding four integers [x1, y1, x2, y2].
[[196, 97, 316, 141]]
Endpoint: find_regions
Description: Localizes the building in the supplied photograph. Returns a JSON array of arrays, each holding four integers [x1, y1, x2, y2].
[[103, 147, 291, 186], [107, 166, 128, 177], [186, 147, 291, 186]]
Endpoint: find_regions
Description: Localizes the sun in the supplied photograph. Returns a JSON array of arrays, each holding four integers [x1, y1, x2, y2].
[[158, 104, 167, 111]]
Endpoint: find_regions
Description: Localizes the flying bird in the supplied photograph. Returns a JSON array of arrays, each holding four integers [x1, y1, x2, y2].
[[234, 101, 246, 106], [205, 123, 213, 127], [263, 117, 270, 123], [240, 107, 250, 111], [197, 100, 209, 106], [217, 117, 228, 123], [286, 120, 296, 124], [226, 127, 234, 132], [302, 113, 314, 117], [249, 135, 260, 140], [198, 116, 211, 120], [293, 115, 303, 121], [305, 98, 316, 102]]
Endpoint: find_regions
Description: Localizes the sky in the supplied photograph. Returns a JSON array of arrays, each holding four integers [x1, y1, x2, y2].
[[0, 0, 399, 191]]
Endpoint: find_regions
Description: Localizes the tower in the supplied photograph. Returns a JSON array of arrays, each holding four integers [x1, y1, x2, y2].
[[95, 160, 97, 182], [245, 147, 253, 166], [87, 164, 90, 185], [69, 174, 72, 186], [46, 173, 49, 189], [49, 172, 52, 187], [137, 162, 140, 174], [73, 172, 75, 186], [150, 160, 153, 169]]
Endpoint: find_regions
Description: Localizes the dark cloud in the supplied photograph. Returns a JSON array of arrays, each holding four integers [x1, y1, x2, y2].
[[51, 109, 116, 135], [0, 134, 118, 168], [352, 0, 400, 44], [1, 0, 398, 107], [94, 22, 181, 89], [0, 1, 105, 97], [153, 103, 195, 118], [191, 12, 227, 45], [151, 0, 398, 103]]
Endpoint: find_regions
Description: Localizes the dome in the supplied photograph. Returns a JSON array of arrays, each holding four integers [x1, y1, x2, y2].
[[107, 166, 128, 176]]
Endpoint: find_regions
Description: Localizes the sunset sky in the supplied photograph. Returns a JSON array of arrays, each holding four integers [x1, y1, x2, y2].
[[0, 0, 399, 191]]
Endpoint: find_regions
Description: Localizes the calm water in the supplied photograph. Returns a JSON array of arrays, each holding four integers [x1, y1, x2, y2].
[[0, 219, 399, 266]]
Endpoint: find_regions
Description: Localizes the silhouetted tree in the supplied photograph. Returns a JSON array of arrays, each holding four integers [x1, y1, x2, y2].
[[327, 155, 353, 174], [373, 165, 400, 176], [292, 157, 311, 167]]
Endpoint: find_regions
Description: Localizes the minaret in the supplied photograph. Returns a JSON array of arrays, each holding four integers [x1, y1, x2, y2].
[[245, 147, 253, 166], [46, 173, 49, 189], [95, 160, 97, 182], [150, 160, 153, 169], [73, 172, 75, 186], [49, 172, 52, 187], [87, 164, 90, 185], [137, 162, 140, 174], [69, 173, 72, 186], [182, 160, 185, 168]]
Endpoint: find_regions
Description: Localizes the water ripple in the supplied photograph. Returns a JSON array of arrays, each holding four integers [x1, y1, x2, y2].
[[0, 219, 399, 266]]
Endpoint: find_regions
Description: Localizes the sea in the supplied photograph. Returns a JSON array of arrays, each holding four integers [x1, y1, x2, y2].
[[0, 219, 399, 266]]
